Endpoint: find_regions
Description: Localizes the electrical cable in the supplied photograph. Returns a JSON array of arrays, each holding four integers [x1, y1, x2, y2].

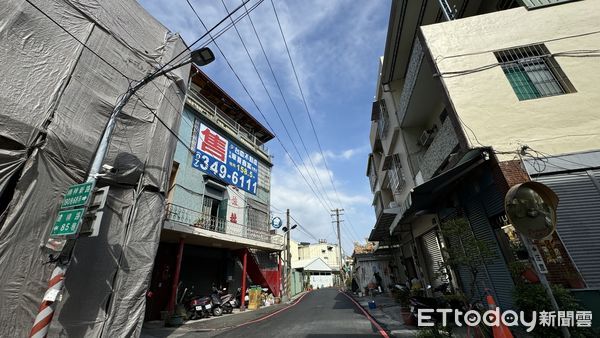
[[435, 30, 600, 61], [435, 50, 600, 79], [24, 0, 132, 81], [270, 0, 370, 243], [185, 0, 334, 215], [218, 0, 335, 211], [146, 0, 253, 76], [25, 0, 289, 239], [269, 0, 343, 208], [239, 0, 338, 212]]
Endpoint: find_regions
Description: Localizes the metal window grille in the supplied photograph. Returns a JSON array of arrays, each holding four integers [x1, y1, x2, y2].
[[368, 159, 378, 193], [495, 44, 575, 101], [377, 100, 389, 138], [388, 154, 405, 193], [518, 0, 577, 10]]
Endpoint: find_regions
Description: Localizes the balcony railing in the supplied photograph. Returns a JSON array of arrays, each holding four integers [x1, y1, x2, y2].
[[187, 90, 269, 158], [165, 203, 283, 246]]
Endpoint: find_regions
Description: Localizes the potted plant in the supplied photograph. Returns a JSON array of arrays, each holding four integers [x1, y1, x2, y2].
[[193, 217, 205, 228], [395, 286, 414, 325], [509, 260, 539, 283]]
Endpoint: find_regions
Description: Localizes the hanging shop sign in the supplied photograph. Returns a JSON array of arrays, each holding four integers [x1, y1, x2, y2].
[[504, 181, 558, 240], [227, 186, 246, 226], [271, 216, 282, 229], [192, 123, 259, 195]]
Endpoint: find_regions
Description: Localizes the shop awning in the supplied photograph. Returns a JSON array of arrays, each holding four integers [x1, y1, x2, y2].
[[368, 207, 400, 241], [390, 148, 490, 235]]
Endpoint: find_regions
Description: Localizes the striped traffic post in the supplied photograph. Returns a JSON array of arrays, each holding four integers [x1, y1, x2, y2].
[[29, 264, 67, 338]]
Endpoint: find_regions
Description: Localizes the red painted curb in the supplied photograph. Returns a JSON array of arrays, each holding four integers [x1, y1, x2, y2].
[[339, 291, 390, 338], [234, 290, 312, 328]]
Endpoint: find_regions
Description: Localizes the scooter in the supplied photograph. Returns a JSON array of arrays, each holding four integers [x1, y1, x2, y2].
[[183, 286, 213, 320], [234, 287, 249, 308], [217, 288, 236, 314], [210, 286, 224, 316], [408, 283, 455, 324]]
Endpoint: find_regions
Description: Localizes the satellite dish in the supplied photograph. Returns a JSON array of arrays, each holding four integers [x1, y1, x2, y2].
[[505, 182, 558, 240]]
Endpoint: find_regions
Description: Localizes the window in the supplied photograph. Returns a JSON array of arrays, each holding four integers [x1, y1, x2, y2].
[[495, 44, 575, 101], [387, 154, 405, 193]]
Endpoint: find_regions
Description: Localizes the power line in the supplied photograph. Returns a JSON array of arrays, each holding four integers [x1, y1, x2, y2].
[[24, 0, 132, 81], [240, 0, 338, 211], [25, 0, 303, 243], [185, 0, 334, 215], [147, 0, 253, 76], [269, 0, 342, 207], [269, 1, 369, 243], [289, 214, 320, 243], [23, 0, 199, 157], [218, 0, 335, 211]]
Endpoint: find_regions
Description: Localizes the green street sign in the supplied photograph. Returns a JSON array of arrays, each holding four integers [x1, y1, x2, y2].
[[61, 182, 94, 209], [51, 208, 85, 236]]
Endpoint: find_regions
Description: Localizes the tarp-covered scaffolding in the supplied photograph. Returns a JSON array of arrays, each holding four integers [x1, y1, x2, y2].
[[0, 0, 190, 336]]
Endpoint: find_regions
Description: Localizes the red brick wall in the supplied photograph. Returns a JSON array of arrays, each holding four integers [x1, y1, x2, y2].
[[492, 157, 586, 289]]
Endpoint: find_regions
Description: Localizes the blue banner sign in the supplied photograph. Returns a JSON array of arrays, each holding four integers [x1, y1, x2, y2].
[[192, 123, 259, 195]]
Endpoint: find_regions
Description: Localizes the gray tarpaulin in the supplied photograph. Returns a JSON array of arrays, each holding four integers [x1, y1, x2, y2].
[[0, 0, 189, 336]]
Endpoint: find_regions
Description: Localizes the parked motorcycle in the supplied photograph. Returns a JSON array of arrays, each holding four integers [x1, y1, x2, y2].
[[216, 288, 236, 314], [210, 286, 224, 316], [183, 286, 213, 320], [409, 283, 458, 324], [234, 287, 249, 308], [189, 296, 214, 320]]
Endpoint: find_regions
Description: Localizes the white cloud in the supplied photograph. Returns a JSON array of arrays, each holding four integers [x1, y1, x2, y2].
[[320, 145, 369, 161], [139, 0, 388, 123], [270, 150, 374, 254], [138, 0, 387, 254]]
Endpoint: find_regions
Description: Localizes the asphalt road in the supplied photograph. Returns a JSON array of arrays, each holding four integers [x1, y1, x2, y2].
[[212, 288, 386, 338]]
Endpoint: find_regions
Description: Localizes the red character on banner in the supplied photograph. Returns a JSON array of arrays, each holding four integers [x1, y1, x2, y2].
[[230, 213, 238, 223], [231, 196, 238, 207], [201, 128, 227, 162]]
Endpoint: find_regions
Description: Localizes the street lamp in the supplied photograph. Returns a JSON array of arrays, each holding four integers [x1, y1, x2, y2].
[[88, 47, 214, 180], [31, 48, 214, 338]]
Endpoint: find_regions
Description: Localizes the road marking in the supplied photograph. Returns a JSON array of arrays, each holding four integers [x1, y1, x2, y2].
[[219, 290, 312, 332], [338, 291, 390, 338]]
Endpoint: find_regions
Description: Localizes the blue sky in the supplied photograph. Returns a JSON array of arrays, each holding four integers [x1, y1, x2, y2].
[[139, 0, 391, 254]]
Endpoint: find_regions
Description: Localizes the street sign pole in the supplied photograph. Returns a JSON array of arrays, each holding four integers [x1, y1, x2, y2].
[[505, 154, 571, 338], [29, 58, 205, 338]]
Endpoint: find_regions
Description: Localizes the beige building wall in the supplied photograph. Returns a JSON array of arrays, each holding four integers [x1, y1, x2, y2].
[[421, 1, 600, 160], [289, 239, 299, 263], [297, 242, 341, 270]]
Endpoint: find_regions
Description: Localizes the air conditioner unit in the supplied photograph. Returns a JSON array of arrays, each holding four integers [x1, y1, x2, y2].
[[418, 129, 434, 147]]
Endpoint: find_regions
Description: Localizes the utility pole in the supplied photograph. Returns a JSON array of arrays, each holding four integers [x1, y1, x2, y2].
[[284, 208, 291, 301], [331, 208, 344, 287], [28, 48, 215, 338]]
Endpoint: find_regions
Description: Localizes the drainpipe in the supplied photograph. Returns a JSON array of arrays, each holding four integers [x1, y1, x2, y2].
[[240, 249, 248, 311], [168, 237, 185, 314]]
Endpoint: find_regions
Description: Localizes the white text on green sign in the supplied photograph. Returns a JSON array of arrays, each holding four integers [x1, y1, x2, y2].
[[51, 208, 85, 236], [61, 182, 94, 209]]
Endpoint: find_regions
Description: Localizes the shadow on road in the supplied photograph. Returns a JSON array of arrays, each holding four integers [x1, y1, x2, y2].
[[331, 291, 363, 316]]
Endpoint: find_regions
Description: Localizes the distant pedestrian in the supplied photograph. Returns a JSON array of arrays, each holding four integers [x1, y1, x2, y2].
[[374, 272, 383, 292]]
